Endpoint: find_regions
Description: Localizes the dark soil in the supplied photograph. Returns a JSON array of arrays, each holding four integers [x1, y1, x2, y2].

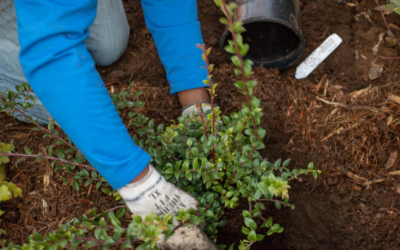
[[2, 0, 400, 249]]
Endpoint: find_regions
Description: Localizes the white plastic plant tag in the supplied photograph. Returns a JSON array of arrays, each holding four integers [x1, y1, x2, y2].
[[295, 34, 342, 79]]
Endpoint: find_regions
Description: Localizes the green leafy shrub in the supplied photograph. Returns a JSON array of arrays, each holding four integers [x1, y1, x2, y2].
[[0, 0, 321, 249], [0, 142, 23, 236]]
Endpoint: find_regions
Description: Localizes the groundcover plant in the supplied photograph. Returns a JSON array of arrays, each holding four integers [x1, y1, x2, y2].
[[0, 0, 320, 249]]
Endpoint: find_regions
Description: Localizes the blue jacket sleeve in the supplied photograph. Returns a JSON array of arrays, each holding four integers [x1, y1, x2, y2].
[[14, 0, 151, 190], [141, 0, 208, 94]]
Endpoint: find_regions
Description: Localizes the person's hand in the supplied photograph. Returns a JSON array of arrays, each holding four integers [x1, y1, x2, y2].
[[118, 165, 218, 250], [181, 102, 212, 118]]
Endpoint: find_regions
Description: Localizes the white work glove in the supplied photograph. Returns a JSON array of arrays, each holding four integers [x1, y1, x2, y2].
[[181, 102, 212, 118], [182, 102, 223, 126], [118, 165, 218, 250]]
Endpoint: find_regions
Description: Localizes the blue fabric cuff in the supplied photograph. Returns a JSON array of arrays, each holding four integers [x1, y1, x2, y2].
[[145, 21, 208, 95], [169, 74, 207, 95], [107, 150, 151, 190]]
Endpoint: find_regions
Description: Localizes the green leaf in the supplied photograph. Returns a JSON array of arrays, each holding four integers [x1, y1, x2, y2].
[[33, 232, 43, 242], [47, 119, 55, 131], [108, 213, 121, 227], [190, 215, 203, 226], [274, 159, 281, 168], [84, 179, 93, 187], [72, 182, 79, 192], [24, 146, 32, 155], [234, 68, 242, 76], [234, 81, 245, 90], [246, 80, 257, 88], [145, 213, 156, 222], [230, 55, 241, 67], [250, 96, 260, 109], [244, 61, 252, 77], [132, 214, 142, 223], [192, 157, 199, 169], [103, 236, 114, 245], [224, 44, 236, 54], [282, 159, 291, 167], [182, 160, 189, 170], [392, 0, 400, 6], [236, 121, 243, 131], [239, 43, 250, 57], [121, 241, 132, 250], [270, 223, 280, 232], [191, 147, 199, 156], [165, 167, 174, 175], [31, 127, 41, 132], [102, 188, 113, 195], [175, 171, 181, 180], [275, 201, 281, 210], [378, 3, 398, 11], [206, 47, 212, 56], [0, 185, 11, 201], [247, 230, 256, 241], [244, 217, 255, 228], [241, 226, 250, 235], [157, 124, 164, 133], [85, 241, 97, 249], [256, 234, 265, 241], [255, 202, 266, 211], [219, 17, 229, 25], [242, 210, 251, 218], [91, 171, 98, 179]]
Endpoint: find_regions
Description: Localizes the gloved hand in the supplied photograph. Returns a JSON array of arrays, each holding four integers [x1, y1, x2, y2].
[[118, 165, 218, 250], [181, 102, 212, 118]]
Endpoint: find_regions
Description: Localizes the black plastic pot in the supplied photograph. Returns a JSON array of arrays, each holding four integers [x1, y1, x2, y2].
[[220, 0, 305, 69]]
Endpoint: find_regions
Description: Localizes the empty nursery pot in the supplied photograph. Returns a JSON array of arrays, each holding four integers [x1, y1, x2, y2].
[[220, 0, 305, 69]]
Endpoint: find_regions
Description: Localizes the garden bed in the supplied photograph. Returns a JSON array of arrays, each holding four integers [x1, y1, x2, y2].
[[1, 0, 400, 249]]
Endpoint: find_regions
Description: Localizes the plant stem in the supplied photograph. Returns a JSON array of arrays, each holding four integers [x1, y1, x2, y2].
[[257, 199, 287, 206], [74, 237, 127, 245], [0, 96, 78, 150], [249, 201, 252, 215], [82, 177, 106, 183], [198, 108, 209, 140], [243, 199, 255, 249], [3, 152, 95, 171], [197, 104, 216, 164], [199, 44, 216, 136], [243, 241, 255, 250], [220, 0, 259, 141]]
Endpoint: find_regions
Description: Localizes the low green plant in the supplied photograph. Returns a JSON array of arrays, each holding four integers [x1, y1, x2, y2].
[[0, 142, 22, 236], [0, 0, 321, 249]]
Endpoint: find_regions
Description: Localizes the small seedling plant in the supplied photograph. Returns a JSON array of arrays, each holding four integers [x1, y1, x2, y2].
[[0, 1, 320, 249]]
